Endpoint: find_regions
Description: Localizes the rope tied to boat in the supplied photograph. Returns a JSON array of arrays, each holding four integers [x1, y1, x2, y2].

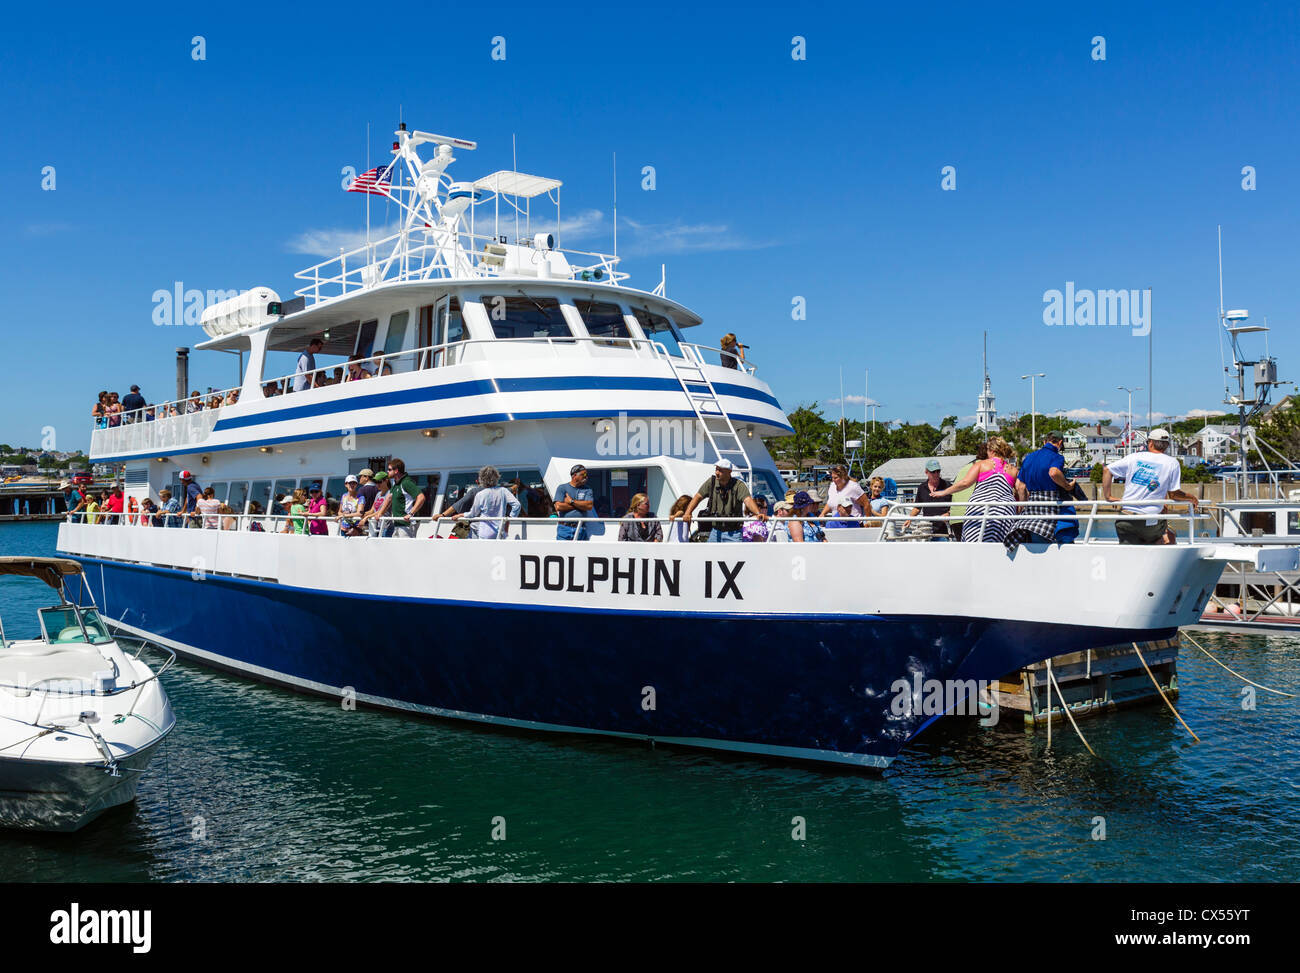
[[1132, 642, 1200, 742], [1044, 659, 1098, 756], [1181, 629, 1298, 698]]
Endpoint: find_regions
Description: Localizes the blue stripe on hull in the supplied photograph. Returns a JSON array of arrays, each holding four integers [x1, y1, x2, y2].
[[72, 556, 1174, 767]]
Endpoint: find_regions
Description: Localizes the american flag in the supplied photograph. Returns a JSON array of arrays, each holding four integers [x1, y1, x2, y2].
[[347, 159, 396, 196]]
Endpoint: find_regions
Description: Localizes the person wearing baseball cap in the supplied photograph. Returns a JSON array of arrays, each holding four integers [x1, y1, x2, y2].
[[339, 475, 365, 536], [178, 470, 202, 526], [554, 464, 594, 541], [1103, 428, 1198, 544], [353, 469, 379, 537], [905, 458, 952, 537], [683, 457, 767, 542]]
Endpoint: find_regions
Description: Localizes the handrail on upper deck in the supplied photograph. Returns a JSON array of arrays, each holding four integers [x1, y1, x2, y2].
[[291, 226, 631, 306]]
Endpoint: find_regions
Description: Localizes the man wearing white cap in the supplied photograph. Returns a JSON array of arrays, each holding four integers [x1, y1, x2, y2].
[[683, 458, 766, 542], [1103, 429, 1198, 544]]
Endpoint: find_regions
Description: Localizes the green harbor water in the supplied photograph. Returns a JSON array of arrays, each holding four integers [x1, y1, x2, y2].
[[2, 521, 1297, 882]]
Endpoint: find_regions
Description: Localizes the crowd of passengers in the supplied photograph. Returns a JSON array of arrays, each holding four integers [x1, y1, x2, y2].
[[92, 385, 239, 427], [63, 430, 1195, 545]]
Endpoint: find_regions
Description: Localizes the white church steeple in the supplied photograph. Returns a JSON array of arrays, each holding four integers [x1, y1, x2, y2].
[[975, 331, 999, 433]]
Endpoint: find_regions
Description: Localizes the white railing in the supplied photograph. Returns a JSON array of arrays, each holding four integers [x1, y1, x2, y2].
[[292, 226, 630, 306], [90, 336, 768, 459], [680, 342, 758, 376], [68, 499, 1210, 545], [90, 384, 241, 457]]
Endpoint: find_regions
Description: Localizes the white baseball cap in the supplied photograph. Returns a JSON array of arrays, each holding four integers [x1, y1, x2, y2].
[[715, 458, 734, 470], [345, 474, 358, 484], [1148, 428, 1171, 442]]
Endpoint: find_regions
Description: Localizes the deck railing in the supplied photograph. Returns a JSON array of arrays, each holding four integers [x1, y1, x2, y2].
[[66, 499, 1209, 544], [89, 335, 763, 458], [293, 226, 630, 306]]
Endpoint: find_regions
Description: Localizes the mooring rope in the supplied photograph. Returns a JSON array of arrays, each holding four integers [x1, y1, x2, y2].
[[1045, 661, 1098, 756], [1181, 629, 1298, 698], [1133, 642, 1200, 742]]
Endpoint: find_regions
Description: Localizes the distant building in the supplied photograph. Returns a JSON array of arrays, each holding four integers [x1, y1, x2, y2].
[[1080, 423, 1124, 464], [1183, 424, 1240, 463]]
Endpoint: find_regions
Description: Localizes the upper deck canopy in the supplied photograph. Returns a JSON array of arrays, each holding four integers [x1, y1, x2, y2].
[[473, 171, 562, 198]]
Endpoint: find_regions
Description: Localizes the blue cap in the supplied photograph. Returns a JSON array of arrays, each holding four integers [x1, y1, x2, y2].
[[309, 482, 322, 490]]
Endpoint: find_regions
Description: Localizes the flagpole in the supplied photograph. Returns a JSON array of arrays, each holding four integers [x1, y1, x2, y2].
[[365, 122, 371, 259]]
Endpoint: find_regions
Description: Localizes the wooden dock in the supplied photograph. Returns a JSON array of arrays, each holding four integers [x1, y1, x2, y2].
[[994, 637, 1180, 726]]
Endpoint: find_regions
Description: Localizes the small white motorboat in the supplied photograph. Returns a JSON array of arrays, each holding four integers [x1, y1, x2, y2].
[[0, 556, 175, 832]]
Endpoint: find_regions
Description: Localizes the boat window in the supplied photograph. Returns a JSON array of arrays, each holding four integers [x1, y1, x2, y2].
[[431, 298, 466, 367], [482, 295, 570, 340], [273, 480, 298, 515], [440, 469, 542, 515], [325, 477, 347, 502], [249, 481, 273, 518], [228, 481, 250, 515], [356, 320, 378, 360], [210, 482, 229, 504], [443, 298, 465, 343], [1243, 511, 1276, 535], [632, 308, 683, 357], [381, 310, 412, 371], [38, 606, 110, 644], [575, 300, 632, 340]]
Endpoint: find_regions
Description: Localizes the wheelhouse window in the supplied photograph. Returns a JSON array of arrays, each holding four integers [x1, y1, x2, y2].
[[575, 300, 631, 340], [228, 481, 250, 515], [632, 308, 683, 357], [380, 310, 412, 372], [482, 296, 570, 340]]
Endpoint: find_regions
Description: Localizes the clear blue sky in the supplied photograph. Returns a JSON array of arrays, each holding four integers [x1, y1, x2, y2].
[[3, 1, 1298, 452]]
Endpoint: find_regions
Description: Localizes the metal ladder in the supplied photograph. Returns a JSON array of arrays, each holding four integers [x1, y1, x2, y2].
[[666, 348, 753, 478]]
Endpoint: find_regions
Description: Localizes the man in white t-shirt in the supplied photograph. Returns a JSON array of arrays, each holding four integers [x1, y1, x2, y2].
[[820, 464, 866, 519], [1102, 429, 1198, 544]]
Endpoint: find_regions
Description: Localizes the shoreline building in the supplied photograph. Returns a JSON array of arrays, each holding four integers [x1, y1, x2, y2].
[[975, 331, 999, 433]]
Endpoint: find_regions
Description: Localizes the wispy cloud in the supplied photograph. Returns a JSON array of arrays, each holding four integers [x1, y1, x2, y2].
[[25, 222, 76, 236], [619, 217, 774, 256], [826, 394, 880, 407], [285, 222, 403, 257], [283, 207, 771, 260]]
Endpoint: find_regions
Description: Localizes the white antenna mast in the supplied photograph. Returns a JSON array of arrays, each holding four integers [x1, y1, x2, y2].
[[612, 152, 618, 260], [512, 133, 519, 244], [1217, 224, 1225, 321]]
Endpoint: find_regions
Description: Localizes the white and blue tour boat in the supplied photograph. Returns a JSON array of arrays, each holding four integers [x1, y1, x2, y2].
[[56, 126, 1290, 769]]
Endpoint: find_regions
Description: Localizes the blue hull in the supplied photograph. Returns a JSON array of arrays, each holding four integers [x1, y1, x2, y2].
[[72, 556, 1174, 767]]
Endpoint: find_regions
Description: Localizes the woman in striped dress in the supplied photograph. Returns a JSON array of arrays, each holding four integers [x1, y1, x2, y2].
[[930, 437, 1019, 543]]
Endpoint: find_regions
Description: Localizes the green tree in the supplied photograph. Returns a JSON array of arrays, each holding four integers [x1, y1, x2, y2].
[[770, 403, 831, 471]]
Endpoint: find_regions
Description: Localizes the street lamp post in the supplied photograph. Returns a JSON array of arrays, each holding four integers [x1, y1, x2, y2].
[[1117, 385, 1143, 454], [1021, 373, 1045, 445]]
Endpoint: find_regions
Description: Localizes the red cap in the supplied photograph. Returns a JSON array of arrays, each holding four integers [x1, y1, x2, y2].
[[180, 470, 193, 479]]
